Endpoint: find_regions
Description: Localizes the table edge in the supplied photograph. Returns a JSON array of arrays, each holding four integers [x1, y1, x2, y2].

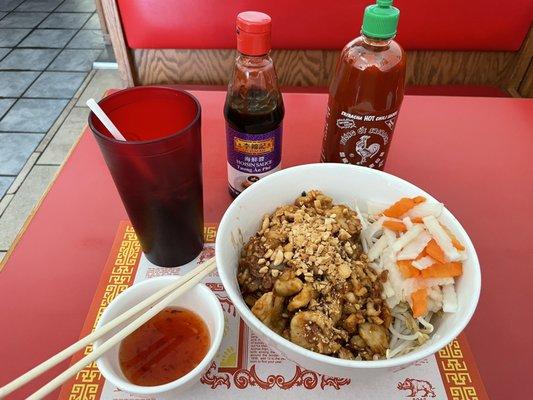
[[0, 123, 89, 273]]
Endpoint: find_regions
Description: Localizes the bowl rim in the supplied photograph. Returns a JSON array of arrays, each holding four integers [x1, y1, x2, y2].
[[95, 275, 225, 394], [216, 163, 481, 369]]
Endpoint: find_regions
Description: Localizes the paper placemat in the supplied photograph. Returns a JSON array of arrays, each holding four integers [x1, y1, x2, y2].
[[58, 222, 488, 400]]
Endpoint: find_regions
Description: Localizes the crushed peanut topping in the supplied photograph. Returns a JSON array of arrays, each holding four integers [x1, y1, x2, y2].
[[238, 190, 391, 360]]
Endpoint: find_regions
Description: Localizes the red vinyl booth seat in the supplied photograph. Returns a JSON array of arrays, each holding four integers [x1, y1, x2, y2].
[[117, 0, 533, 52], [115, 1, 532, 97]]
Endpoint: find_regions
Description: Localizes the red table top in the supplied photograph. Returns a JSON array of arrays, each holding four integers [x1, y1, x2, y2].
[[0, 90, 532, 399]]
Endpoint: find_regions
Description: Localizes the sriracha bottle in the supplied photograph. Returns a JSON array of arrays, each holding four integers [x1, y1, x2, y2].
[[321, 0, 406, 170], [224, 11, 284, 197]]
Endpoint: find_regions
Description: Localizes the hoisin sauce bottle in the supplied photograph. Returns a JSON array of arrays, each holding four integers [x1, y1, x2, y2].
[[224, 11, 285, 197]]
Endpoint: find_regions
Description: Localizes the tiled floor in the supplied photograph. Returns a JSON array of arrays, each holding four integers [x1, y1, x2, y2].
[[0, 0, 123, 263], [0, 69, 123, 262]]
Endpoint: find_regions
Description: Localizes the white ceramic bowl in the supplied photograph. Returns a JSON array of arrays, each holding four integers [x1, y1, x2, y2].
[[216, 163, 481, 377], [95, 276, 224, 397]]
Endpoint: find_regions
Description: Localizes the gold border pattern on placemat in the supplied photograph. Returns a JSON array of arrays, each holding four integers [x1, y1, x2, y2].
[[60, 222, 488, 400], [437, 339, 480, 400], [62, 224, 141, 400]]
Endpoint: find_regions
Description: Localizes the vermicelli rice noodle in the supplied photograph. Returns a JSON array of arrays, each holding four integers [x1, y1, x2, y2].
[[358, 197, 465, 359]]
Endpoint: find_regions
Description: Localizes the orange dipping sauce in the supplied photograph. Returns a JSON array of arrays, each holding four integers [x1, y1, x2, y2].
[[119, 307, 210, 386]]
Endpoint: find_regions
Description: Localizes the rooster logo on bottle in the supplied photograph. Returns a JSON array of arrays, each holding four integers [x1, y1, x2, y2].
[[355, 134, 380, 164]]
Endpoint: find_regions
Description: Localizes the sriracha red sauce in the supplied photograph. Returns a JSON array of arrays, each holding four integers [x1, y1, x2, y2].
[[321, 0, 406, 170]]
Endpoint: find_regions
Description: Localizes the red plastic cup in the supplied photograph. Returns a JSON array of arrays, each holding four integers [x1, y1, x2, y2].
[[89, 87, 203, 267]]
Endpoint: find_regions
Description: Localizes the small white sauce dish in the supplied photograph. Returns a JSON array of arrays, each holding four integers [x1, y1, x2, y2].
[[94, 276, 224, 397]]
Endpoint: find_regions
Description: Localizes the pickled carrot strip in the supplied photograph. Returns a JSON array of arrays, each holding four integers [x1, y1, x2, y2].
[[421, 262, 463, 278], [383, 198, 416, 218], [397, 260, 420, 278], [383, 220, 407, 232], [411, 288, 428, 318], [383, 197, 426, 218], [425, 239, 447, 263]]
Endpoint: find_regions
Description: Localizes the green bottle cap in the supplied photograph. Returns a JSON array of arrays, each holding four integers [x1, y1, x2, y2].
[[361, 0, 400, 39]]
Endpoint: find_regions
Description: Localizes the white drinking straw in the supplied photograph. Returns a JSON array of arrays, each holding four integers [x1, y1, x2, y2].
[[86, 98, 127, 141]]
